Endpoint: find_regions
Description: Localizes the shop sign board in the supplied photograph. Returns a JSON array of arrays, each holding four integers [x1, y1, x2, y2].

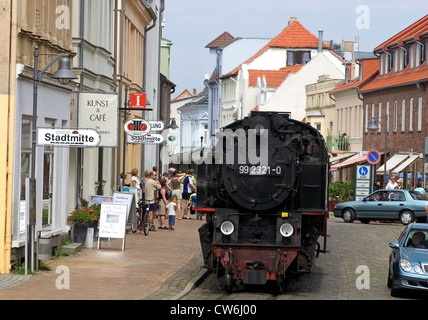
[[37, 128, 101, 147], [127, 134, 164, 144], [79, 93, 118, 147]]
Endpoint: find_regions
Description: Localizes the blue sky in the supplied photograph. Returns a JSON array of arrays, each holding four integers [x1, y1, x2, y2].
[[163, 1, 428, 98]]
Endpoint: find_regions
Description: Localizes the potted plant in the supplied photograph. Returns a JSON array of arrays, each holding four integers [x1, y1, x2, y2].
[[328, 181, 354, 211], [68, 206, 98, 243]]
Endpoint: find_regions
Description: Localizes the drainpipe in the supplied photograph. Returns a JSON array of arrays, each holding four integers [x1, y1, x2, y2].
[[116, 0, 126, 190], [111, 0, 118, 193], [75, 0, 85, 206], [141, 2, 158, 172]]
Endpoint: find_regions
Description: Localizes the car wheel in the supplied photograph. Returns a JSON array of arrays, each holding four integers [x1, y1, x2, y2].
[[390, 283, 401, 297], [342, 208, 355, 223], [387, 268, 392, 288], [360, 219, 371, 224], [399, 210, 414, 225]]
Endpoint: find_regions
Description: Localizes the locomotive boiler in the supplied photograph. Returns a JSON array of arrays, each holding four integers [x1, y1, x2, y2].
[[196, 111, 329, 292]]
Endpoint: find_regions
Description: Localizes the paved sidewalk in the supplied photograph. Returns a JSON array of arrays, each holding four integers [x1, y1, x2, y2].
[[0, 218, 207, 300]]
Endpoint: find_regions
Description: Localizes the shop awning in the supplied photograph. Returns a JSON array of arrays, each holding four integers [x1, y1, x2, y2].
[[330, 154, 368, 172], [391, 154, 420, 175], [376, 154, 410, 175], [329, 152, 356, 165]]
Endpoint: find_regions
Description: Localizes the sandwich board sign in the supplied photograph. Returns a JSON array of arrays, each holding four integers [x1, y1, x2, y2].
[[98, 203, 128, 251]]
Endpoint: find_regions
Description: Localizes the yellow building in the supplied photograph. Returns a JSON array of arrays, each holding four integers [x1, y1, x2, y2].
[[0, 0, 166, 273], [0, 0, 16, 274]]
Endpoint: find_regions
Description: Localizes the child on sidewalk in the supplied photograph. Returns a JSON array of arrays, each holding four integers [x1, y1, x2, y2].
[[167, 195, 177, 230]]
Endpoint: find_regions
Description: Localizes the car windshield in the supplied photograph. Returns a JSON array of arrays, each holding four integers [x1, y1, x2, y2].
[[404, 229, 428, 249], [409, 191, 427, 200]]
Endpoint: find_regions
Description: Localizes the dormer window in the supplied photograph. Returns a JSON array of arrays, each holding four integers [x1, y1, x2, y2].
[[379, 52, 392, 75], [392, 46, 407, 72], [287, 50, 311, 66]]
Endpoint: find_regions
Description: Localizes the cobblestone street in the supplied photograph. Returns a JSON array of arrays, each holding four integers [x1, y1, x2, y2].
[[183, 216, 414, 300]]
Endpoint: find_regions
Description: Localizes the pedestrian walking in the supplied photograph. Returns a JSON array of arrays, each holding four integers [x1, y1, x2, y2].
[[167, 195, 178, 230], [162, 172, 172, 199], [130, 168, 141, 202], [182, 169, 196, 219], [157, 179, 169, 229], [167, 169, 186, 219], [385, 175, 398, 189], [144, 170, 161, 231]]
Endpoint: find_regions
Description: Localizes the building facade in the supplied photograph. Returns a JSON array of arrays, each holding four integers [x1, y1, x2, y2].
[[9, 0, 76, 268], [0, 0, 165, 273], [220, 18, 343, 126], [360, 14, 428, 188]]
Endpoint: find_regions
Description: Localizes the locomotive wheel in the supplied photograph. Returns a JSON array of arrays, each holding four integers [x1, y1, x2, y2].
[[342, 208, 356, 223]]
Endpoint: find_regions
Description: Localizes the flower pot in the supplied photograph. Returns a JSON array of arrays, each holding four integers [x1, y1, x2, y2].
[[73, 222, 88, 243], [90, 220, 98, 239]]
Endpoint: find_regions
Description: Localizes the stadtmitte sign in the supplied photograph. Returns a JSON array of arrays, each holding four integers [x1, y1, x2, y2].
[[37, 128, 101, 147]]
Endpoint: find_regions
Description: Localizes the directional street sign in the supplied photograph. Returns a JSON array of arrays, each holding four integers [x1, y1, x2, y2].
[[367, 150, 381, 165], [354, 164, 373, 201]]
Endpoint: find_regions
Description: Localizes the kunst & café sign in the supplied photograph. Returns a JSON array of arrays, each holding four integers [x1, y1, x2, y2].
[[79, 93, 118, 147]]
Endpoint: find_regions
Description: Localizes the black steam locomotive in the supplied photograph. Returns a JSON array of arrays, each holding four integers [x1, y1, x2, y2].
[[195, 111, 329, 292]]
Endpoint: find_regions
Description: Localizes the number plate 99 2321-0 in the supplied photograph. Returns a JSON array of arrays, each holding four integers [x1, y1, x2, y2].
[[238, 165, 282, 176]]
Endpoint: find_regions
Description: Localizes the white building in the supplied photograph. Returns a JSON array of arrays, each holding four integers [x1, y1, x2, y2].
[[205, 32, 270, 142], [260, 52, 345, 121], [220, 18, 344, 125]]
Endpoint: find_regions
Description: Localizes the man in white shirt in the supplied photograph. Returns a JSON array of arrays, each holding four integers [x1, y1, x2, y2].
[[385, 175, 398, 189]]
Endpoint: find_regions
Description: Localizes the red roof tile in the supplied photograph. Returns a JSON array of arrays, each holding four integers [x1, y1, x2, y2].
[[360, 63, 428, 93], [360, 14, 428, 93], [269, 20, 326, 49], [225, 19, 327, 76], [171, 89, 193, 101], [205, 32, 235, 49], [375, 14, 428, 52], [330, 58, 379, 94], [248, 65, 304, 88]]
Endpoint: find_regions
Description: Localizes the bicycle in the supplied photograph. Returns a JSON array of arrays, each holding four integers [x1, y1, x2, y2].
[[136, 198, 150, 235]]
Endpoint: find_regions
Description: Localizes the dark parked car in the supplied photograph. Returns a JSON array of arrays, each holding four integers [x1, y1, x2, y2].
[[388, 223, 428, 296], [333, 189, 428, 225]]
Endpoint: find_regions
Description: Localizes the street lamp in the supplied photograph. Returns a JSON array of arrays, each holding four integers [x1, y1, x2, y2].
[[28, 46, 77, 273], [367, 114, 389, 188], [166, 118, 179, 130]]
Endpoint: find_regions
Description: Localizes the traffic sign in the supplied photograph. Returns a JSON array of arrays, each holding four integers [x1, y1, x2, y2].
[[367, 150, 381, 164], [354, 164, 373, 201]]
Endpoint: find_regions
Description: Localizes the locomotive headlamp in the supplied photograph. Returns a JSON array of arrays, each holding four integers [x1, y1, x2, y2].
[[220, 221, 235, 236], [279, 223, 294, 238]]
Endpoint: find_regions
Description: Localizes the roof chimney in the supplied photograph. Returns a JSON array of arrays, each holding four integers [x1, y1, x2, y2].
[[288, 17, 297, 25], [318, 30, 324, 52]]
